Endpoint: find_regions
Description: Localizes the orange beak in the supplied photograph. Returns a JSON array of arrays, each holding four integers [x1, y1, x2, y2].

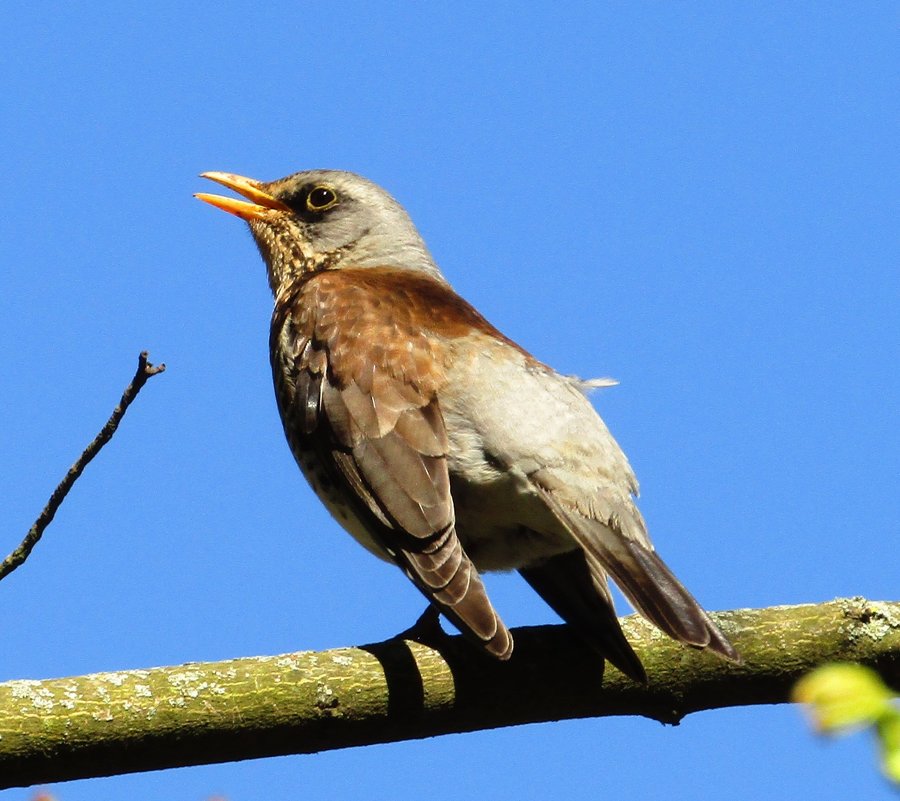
[[195, 171, 291, 221]]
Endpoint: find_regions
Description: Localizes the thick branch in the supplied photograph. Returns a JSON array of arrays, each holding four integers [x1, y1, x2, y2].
[[1, 597, 897, 789], [0, 352, 165, 582]]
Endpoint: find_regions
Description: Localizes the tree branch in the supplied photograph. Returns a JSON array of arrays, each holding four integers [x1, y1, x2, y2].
[[0, 351, 165, 582], [1, 597, 897, 789]]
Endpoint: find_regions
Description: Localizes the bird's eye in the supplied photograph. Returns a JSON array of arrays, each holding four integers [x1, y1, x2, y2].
[[306, 186, 338, 212]]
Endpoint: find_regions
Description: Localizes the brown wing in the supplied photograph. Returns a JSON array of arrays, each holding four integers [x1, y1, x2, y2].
[[272, 270, 513, 659]]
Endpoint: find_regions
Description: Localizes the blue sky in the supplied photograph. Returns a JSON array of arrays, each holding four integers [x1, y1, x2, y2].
[[1, 3, 897, 799]]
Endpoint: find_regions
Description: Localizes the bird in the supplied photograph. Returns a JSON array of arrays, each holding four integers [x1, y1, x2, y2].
[[195, 168, 740, 682]]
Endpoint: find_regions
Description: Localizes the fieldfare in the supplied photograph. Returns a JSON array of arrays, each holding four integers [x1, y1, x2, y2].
[[196, 169, 740, 682]]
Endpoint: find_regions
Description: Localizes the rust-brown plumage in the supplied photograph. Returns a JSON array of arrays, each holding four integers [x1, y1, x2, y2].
[[270, 267, 513, 657]]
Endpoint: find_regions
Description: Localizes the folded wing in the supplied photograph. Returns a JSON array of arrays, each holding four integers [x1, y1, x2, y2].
[[273, 274, 513, 659]]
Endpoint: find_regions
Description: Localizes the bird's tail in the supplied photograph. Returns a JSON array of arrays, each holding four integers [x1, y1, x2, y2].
[[533, 485, 740, 671], [520, 550, 648, 682], [584, 537, 740, 663]]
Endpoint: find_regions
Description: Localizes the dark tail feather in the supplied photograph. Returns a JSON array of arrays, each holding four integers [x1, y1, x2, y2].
[[530, 486, 740, 666], [593, 540, 741, 663], [520, 550, 648, 683]]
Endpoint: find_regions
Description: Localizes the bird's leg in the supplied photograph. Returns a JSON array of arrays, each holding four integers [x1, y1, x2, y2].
[[395, 603, 448, 648]]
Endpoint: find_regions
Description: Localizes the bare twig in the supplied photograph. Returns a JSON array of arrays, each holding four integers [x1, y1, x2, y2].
[[0, 351, 166, 582]]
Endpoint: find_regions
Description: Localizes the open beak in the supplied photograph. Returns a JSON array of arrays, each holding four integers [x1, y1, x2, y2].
[[195, 171, 291, 221]]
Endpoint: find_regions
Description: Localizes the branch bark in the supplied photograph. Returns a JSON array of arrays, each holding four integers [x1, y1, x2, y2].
[[1, 597, 897, 789]]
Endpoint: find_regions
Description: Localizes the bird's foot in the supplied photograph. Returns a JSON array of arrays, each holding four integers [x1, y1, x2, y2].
[[395, 604, 449, 649]]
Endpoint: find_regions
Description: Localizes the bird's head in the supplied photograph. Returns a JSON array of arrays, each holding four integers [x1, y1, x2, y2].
[[196, 169, 442, 294]]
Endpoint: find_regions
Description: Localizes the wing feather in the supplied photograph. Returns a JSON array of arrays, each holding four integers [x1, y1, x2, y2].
[[272, 273, 513, 659]]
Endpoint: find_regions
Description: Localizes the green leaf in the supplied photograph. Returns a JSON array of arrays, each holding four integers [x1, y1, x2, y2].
[[794, 663, 900, 785], [878, 713, 900, 783], [793, 663, 893, 730]]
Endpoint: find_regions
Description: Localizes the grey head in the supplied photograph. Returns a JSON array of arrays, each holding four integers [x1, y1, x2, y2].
[[198, 169, 444, 294]]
